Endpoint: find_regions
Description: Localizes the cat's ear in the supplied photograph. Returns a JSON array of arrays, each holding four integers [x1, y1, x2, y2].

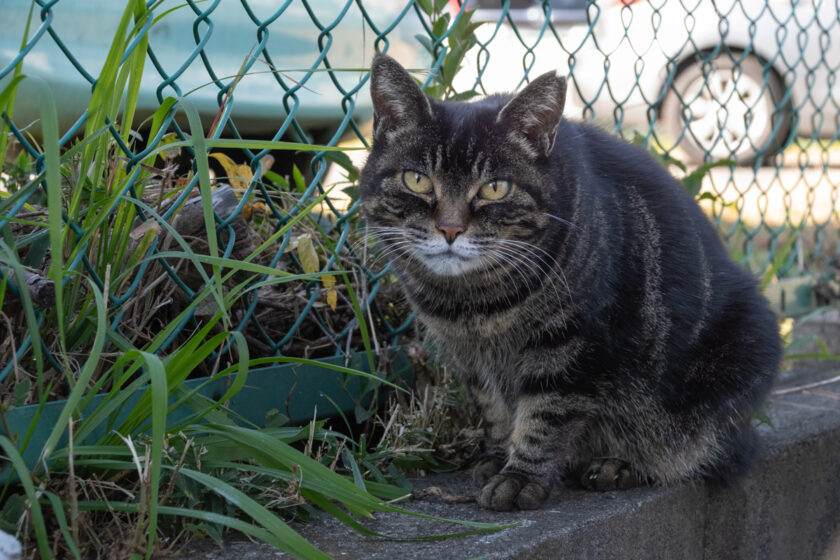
[[497, 71, 567, 158], [370, 54, 434, 141]]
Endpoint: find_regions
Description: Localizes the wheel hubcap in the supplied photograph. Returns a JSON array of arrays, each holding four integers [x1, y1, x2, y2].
[[681, 67, 772, 160]]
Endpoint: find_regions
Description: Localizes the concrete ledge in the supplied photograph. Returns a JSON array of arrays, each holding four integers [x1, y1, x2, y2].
[[173, 367, 840, 560]]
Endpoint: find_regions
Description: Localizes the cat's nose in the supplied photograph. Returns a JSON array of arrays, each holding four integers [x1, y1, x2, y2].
[[437, 224, 464, 244]]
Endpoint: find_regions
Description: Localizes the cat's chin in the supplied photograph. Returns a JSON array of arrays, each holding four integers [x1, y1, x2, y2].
[[417, 251, 483, 277]]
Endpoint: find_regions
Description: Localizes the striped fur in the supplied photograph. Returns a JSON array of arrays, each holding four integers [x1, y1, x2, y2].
[[360, 55, 781, 511]]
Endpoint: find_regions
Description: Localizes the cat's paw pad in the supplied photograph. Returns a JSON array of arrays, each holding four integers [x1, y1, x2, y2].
[[477, 473, 549, 511], [580, 458, 639, 491], [472, 456, 505, 487]]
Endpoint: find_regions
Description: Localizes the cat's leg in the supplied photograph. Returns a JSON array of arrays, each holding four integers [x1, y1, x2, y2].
[[563, 416, 648, 491], [577, 458, 642, 491], [477, 393, 590, 511], [469, 383, 513, 487]]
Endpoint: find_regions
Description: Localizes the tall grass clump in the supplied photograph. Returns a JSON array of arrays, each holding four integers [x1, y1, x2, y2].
[[0, 1, 510, 557]]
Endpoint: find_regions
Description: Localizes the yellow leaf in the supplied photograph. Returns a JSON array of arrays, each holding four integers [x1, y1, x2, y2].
[[159, 132, 181, 161], [297, 234, 319, 274], [209, 152, 253, 191], [323, 275, 337, 310], [233, 164, 253, 190], [243, 201, 268, 221], [779, 317, 794, 342], [209, 152, 238, 182]]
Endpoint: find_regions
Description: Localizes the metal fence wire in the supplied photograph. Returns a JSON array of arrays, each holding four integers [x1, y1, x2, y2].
[[1, 0, 839, 369]]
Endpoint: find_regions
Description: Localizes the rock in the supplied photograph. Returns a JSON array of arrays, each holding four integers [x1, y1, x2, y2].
[[0, 530, 21, 560]]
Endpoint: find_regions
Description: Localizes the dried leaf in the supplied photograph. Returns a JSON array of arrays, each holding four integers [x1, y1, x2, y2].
[[209, 152, 237, 182], [256, 154, 275, 180], [209, 152, 253, 191], [323, 274, 337, 311], [297, 234, 319, 274], [129, 220, 160, 241], [233, 164, 253, 190], [243, 201, 268, 221], [283, 236, 300, 254]]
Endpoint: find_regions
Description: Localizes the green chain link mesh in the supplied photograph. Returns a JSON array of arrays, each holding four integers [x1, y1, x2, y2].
[[1, 0, 838, 381]]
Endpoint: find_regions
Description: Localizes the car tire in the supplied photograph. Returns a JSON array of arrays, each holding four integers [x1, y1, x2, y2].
[[660, 54, 790, 164]]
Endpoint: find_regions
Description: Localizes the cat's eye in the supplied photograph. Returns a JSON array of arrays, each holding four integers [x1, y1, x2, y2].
[[478, 180, 512, 201], [402, 170, 433, 194]]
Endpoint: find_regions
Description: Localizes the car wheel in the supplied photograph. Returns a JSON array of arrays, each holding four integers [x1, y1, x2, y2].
[[661, 54, 790, 164]]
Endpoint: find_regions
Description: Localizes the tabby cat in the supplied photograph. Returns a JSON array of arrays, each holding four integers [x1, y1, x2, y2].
[[360, 54, 781, 511]]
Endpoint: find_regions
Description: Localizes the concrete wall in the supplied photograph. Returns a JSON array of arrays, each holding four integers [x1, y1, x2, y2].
[[173, 367, 840, 560]]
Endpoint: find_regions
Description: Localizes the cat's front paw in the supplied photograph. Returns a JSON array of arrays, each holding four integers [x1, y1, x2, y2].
[[580, 458, 640, 491], [477, 473, 549, 511], [472, 456, 505, 487]]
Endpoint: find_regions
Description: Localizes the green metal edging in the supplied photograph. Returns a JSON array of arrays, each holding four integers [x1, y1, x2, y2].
[[765, 276, 818, 317], [0, 349, 413, 480]]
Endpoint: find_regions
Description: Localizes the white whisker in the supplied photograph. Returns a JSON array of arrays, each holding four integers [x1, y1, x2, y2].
[[544, 213, 578, 229]]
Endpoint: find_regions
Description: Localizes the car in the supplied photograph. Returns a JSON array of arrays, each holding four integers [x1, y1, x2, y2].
[[0, 0, 427, 138], [454, 0, 840, 163]]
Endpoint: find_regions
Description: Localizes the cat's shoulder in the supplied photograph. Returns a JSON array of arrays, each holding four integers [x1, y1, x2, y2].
[[556, 119, 681, 190], [556, 119, 649, 159]]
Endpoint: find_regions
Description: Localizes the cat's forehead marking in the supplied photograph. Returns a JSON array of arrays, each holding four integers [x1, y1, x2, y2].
[[470, 149, 483, 178], [422, 148, 434, 173], [436, 112, 495, 179]]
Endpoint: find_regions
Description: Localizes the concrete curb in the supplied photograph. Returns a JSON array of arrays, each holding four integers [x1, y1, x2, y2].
[[170, 367, 840, 560]]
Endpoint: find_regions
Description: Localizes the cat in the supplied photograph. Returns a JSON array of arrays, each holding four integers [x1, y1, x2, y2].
[[359, 54, 781, 511]]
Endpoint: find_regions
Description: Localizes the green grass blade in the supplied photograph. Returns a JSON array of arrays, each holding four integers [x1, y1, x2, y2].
[[761, 232, 800, 291], [175, 466, 331, 560], [41, 276, 106, 464], [304, 490, 378, 536], [119, 2, 148, 144], [341, 270, 377, 377], [0, 75, 27, 113], [77, 0, 135, 183], [42, 491, 82, 560], [0, 240, 44, 377], [184, 424, 391, 517], [140, 250, 320, 278], [0, 436, 50, 559], [77, 501, 327, 559], [120, 327, 229, 436], [180, 97, 227, 328], [0, 0, 34, 160], [188, 330, 248, 413], [140, 349, 167, 559], [0, 272, 6, 312], [74, 357, 146, 444], [341, 447, 367, 492], [306, 216, 377, 378], [34, 76, 66, 366]]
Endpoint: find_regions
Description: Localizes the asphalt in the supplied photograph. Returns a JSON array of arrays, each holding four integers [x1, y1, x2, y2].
[[167, 363, 840, 560]]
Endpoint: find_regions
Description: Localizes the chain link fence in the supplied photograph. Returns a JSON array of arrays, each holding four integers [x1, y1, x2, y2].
[[1, 0, 838, 372]]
